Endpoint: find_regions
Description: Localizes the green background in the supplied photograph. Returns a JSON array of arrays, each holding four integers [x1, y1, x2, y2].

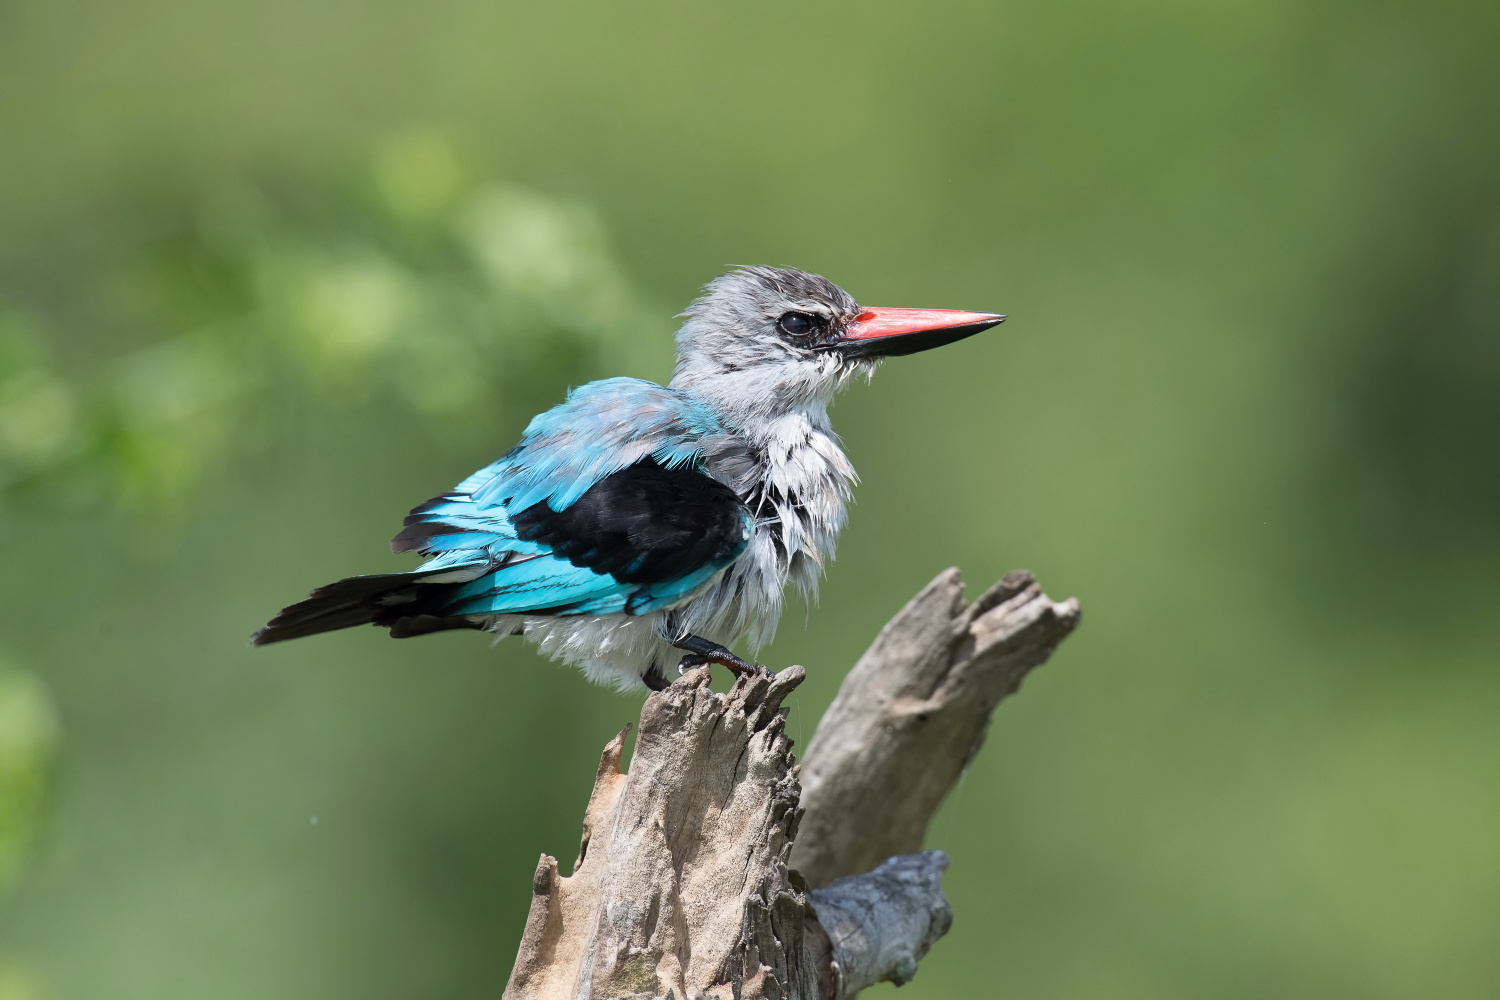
[[1, 0, 1497, 997]]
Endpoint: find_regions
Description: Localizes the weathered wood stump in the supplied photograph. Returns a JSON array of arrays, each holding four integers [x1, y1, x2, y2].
[[504, 569, 1081, 1000]]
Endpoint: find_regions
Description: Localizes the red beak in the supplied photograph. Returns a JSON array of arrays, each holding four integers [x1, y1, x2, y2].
[[833, 307, 1007, 358]]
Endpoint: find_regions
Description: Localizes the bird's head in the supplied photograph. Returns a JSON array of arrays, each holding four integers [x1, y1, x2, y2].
[[670, 266, 1004, 423]]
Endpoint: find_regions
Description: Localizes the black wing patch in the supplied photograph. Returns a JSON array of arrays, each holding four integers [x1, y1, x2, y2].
[[510, 457, 748, 585]]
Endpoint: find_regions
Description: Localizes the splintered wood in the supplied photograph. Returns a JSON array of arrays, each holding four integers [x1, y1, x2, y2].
[[505, 667, 815, 999], [503, 569, 1081, 1000]]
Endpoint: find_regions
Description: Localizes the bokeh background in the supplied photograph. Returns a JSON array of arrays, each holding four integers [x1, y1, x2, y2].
[[1, 1, 1498, 997]]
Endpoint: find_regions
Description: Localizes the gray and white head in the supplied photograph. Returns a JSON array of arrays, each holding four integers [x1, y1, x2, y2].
[[670, 265, 1005, 424]]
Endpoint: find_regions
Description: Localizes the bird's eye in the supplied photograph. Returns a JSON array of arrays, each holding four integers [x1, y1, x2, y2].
[[777, 312, 817, 337]]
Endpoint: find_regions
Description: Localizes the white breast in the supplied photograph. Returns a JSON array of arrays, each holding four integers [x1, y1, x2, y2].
[[678, 409, 856, 652]]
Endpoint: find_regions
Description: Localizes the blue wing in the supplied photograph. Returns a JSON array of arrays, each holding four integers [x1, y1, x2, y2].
[[391, 378, 750, 617]]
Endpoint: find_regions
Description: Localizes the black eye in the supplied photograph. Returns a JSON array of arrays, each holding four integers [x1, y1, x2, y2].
[[777, 312, 817, 337]]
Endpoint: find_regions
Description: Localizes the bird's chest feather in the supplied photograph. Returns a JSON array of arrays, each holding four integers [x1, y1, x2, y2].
[[732, 414, 856, 601]]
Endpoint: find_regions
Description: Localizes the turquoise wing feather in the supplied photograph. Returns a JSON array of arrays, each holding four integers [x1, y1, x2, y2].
[[391, 378, 749, 618]]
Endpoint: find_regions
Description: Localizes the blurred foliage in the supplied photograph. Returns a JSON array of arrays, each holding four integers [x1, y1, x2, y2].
[[0, 1, 1496, 999], [0, 658, 57, 1000], [0, 313, 78, 492], [0, 133, 665, 510], [0, 661, 57, 896]]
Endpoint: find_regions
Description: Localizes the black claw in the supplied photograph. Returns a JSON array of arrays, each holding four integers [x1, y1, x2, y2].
[[677, 653, 709, 674]]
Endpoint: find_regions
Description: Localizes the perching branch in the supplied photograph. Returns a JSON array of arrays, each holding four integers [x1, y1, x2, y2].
[[792, 569, 1081, 886], [502, 569, 1080, 1000]]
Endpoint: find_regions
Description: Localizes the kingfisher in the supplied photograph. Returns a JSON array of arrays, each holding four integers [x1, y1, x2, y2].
[[252, 266, 1004, 691]]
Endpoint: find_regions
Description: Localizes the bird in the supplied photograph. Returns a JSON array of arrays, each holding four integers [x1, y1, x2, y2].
[[251, 266, 1004, 691]]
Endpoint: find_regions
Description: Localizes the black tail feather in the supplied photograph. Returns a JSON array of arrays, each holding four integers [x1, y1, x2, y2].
[[250, 571, 475, 646], [387, 614, 490, 638]]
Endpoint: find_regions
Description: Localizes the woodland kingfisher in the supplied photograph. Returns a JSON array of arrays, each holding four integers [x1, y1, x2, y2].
[[252, 266, 1005, 691]]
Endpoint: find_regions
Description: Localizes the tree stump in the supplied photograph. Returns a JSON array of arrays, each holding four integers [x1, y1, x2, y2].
[[503, 569, 1081, 1000]]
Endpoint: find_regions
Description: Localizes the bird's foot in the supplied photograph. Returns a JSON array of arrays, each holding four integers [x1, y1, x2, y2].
[[676, 650, 767, 678], [670, 633, 770, 684]]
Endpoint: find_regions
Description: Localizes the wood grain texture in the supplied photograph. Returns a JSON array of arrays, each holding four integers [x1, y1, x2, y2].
[[504, 664, 816, 1000], [807, 852, 952, 997], [791, 569, 1081, 887]]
